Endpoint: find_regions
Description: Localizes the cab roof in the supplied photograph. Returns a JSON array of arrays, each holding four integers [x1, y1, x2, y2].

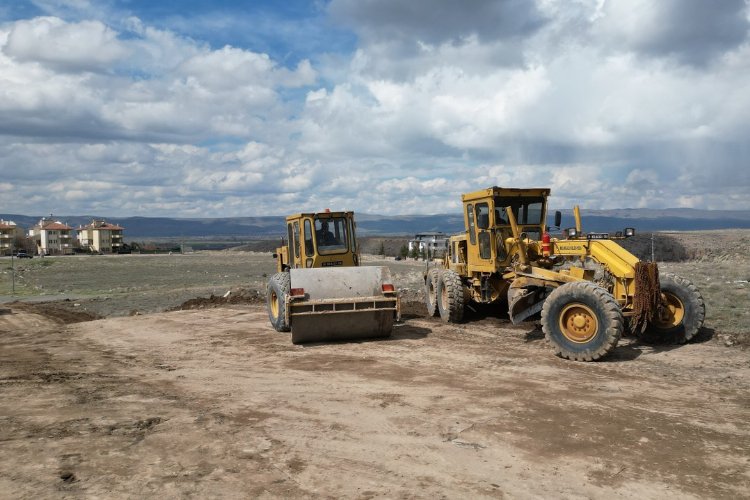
[[285, 211, 354, 222], [461, 187, 551, 203]]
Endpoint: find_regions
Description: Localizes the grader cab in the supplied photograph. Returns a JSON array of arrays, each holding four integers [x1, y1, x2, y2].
[[425, 187, 705, 361], [267, 211, 399, 344]]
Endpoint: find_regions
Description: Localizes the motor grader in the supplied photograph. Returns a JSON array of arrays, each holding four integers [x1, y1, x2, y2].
[[425, 187, 705, 361], [267, 210, 399, 344]]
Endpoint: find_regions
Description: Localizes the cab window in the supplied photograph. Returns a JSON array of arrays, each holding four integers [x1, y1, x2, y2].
[[467, 204, 476, 245], [348, 217, 357, 252], [287, 223, 296, 261], [479, 232, 491, 259], [293, 221, 301, 261], [493, 197, 545, 226], [304, 219, 313, 256], [476, 203, 490, 229], [315, 217, 348, 254]]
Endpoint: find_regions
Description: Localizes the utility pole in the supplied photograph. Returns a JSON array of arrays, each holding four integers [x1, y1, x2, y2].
[[10, 240, 15, 296]]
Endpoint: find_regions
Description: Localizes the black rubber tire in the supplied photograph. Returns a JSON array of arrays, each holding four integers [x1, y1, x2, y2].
[[541, 281, 623, 361], [266, 272, 291, 332], [640, 273, 705, 344], [425, 268, 440, 317], [437, 269, 464, 323]]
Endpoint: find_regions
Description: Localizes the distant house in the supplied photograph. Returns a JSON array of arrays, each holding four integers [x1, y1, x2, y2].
[[28, 218, 75, 256], [77, 219, 125, 254], [408, 232, 449, 257], [0, 219, 25, 256]]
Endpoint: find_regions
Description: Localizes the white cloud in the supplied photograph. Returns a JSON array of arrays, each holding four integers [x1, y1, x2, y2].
[[0, 16, 314, 144], [0, 3, 749, 218], [3, 17, 128, 71]]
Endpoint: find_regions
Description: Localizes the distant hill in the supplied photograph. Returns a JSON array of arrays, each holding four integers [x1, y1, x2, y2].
[[2, 208, 748, 239]]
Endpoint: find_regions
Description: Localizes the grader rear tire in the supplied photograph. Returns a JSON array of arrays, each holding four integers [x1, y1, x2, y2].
[[267, 272, 291, 332], [541, 281, 623, 361], [425, 268, 440, 317], [640, 273, 705, 344], [437, 269, 464, 323]]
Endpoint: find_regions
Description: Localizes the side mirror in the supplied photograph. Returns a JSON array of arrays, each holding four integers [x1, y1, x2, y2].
[[624, 228, 635, 237], [554, 211, 562, 228]]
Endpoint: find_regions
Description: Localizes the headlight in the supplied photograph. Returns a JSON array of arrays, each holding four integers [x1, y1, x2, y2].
[[624, 227, 635, 237], [566, 227, 577, 238]]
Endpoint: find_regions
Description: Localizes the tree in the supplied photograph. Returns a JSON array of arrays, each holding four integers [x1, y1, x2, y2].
[[409, 245, 419, 259], [378, 241, 386, 256], [399, 244, 408, 258]]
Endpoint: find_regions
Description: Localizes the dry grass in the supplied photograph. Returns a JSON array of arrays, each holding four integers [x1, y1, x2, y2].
[[2, 231, 748, 337], [661, 260, 750, 334]]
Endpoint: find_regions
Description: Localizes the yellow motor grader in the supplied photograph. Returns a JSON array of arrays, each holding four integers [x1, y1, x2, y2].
[[267, 210, 399, 344], [425, 187, 705, 361]]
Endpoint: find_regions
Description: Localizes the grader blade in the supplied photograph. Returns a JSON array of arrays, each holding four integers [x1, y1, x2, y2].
[[288, 267, 398, 344], [508, 286, 546, 325]]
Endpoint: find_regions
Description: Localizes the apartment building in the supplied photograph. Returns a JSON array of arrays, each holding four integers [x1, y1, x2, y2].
[[77, 219, 125, 254], [0, 219, 25, 256], [408, 232, 450, 258], [28, 218, 75, 256]]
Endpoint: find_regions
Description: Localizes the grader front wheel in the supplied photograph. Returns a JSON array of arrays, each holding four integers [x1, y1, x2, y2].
[[541, 281, 623, 361], [640, 273, 705, 344]]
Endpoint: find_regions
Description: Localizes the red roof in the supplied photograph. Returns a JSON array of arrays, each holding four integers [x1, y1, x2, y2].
[[0, 222, 18, 229], [79, 222, 124, 230], [40, 222, 72, 230]]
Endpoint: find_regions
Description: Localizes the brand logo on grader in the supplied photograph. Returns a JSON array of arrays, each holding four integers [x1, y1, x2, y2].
[[557, 244, 585, 252]]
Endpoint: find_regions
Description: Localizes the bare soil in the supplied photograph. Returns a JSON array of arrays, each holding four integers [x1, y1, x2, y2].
[[1, 231, 749, 498]]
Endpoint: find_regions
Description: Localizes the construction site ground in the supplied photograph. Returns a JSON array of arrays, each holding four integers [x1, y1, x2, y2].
[[1, 232, 749, 498]]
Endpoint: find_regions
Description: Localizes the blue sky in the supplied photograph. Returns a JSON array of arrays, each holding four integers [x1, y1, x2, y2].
[[0, 0, 749, 217]]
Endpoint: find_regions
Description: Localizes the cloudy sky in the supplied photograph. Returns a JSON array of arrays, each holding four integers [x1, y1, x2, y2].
[[0, 0, 748, 217]]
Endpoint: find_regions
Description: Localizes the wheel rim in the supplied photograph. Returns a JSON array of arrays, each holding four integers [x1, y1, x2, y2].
[[559, 303, 598, 343], [653, 291, 685, 329], [270, 290, 279, 319]]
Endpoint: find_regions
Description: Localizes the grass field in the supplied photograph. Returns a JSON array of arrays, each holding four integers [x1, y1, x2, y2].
[[2, 231, 748, 336]]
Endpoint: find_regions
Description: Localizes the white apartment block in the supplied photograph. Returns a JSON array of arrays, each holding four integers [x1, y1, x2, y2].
[[0, 219, 25, 256], [77, 220, 125, 254], [408, 232, 450, 257], [28, 218, 74, 256]]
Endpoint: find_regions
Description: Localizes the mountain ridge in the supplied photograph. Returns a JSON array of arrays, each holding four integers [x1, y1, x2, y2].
[[2, 208, 748, 239]]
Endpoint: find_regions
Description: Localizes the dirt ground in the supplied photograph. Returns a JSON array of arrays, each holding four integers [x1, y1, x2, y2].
[[1, 231, 749, 498]]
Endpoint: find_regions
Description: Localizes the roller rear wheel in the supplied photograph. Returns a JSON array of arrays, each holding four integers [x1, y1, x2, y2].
[[267, 272, 291, 332]]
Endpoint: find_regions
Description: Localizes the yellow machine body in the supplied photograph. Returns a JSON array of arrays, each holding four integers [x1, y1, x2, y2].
[[429, 186, 704, 362], [274, 211, 360, 273], [268, 211, 399, 344], [442, 187, 641, 316]]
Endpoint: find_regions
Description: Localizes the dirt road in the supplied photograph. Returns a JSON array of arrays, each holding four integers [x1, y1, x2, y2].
[[1, 303, 748, 499]]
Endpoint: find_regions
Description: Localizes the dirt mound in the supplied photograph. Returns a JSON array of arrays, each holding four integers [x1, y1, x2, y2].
[[7, 301, 102, 324], [170, 288, 265, 311]]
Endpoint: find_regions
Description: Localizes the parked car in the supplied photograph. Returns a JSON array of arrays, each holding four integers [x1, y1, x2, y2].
[[15, 251, 32, 259]]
